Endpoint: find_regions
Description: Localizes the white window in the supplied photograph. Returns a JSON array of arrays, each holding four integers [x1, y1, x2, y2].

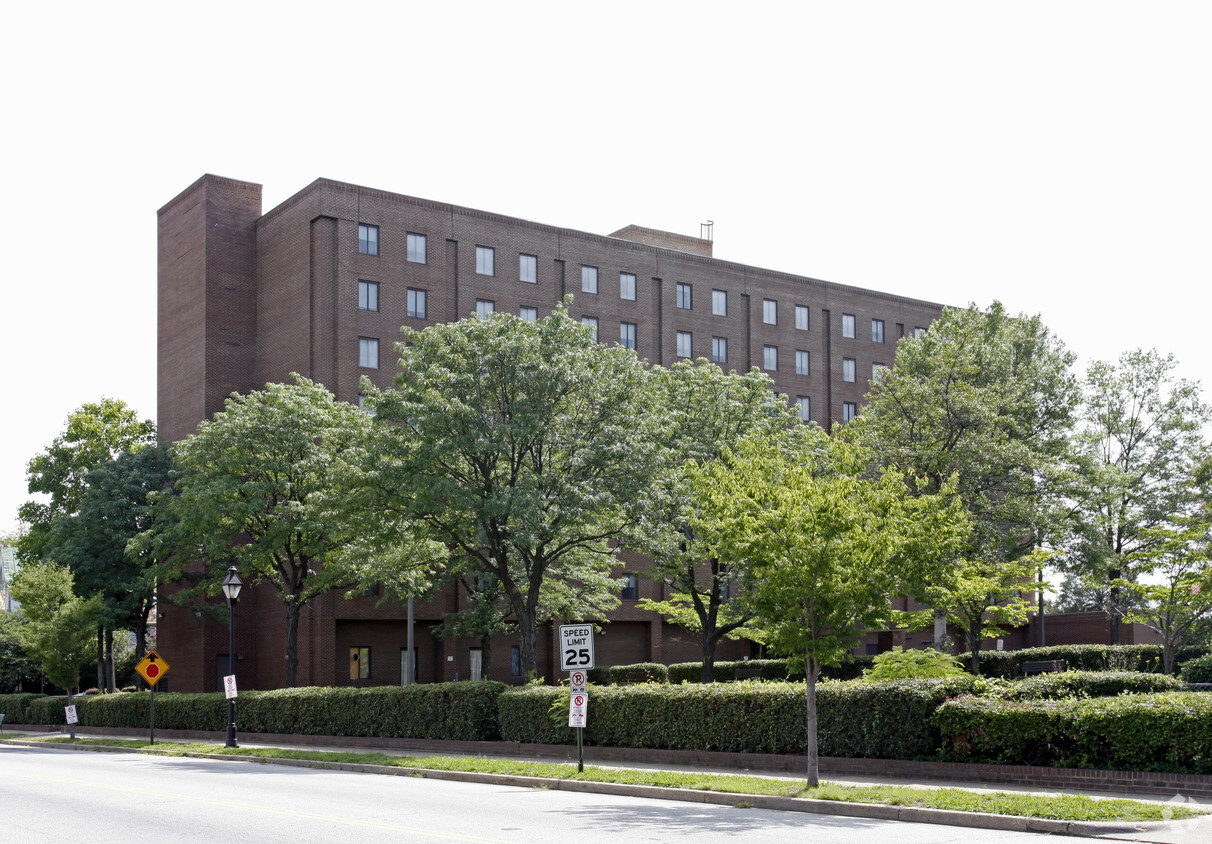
[[872, 363, 890, 385], [872, 319, 885, 343], [358, 280, 379, 312], [407, 288, 427, 319], [795, 304, 809, 330], [475, 299, 495, 317], [582, 316, 599, 342], [796, 396, 810, 422], [476, 246, 495, 276], [620, 272, 636, 301], [843, 402, 858, 423], [676, 331, 692, 358], [620, 321, 636, 349], [520, 306, 538, 322], [359, 337, 379, 369], [914, 326, 925, 339], [712, 336, 727, 363], [795, 349, 810, 376], [763, 345, 777, 371], [676, 283, 692, 310], [581, 266, 598, 294], [358, 224, 378, 255], [763, 298, 777, 325], [407, 233, 427, 264], [712, 289, 727, 316], [843, 357, 856, 382], [519, 254, 537, 283], [842, 313, 855, 338]]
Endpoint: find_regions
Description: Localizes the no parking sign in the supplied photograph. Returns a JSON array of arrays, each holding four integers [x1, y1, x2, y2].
[[568, 692, 587, 728]]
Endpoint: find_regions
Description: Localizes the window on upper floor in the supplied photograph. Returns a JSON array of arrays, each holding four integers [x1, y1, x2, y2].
[[796, 396, 811, 422], [712, 336, 727, 364], [358, 280, 379, 312], [359, 337, 379, 369], [676, 330, 692, 358], [407, 288, 427, 319], [712, 289, 726, 316], [519, 253, 537, 283], [763, 345, 778, 371], [763, 298, 777, 325], [475, 299, 495, 317], [620, 573, 639, 600], [872, 318, 885, 343], [476, 246, 495, 276], [358, 224, 378, 255], [520, 306, 538, 322], [620, 321, 636, 350], [796, 349, 810, 376], [843, 357, 856, 382], [914, 326, 926, 339], [407, 233, 427, 264], [582, 316, 599, 343], [676, 283, 692, 310], [581, 265, 598, 294], [620, 272, 636, 301], [873, 363, 890, 385], [842, 313, 855, 338], [795, 304, 810, 331], [843, 402, 858, 423]]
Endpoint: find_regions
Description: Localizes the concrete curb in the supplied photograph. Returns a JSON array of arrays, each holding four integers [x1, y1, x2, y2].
[[2, 737, 1163, 838]]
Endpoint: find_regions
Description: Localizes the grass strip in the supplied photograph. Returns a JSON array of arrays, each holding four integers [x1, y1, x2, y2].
[[30, 736, 1200, 823]]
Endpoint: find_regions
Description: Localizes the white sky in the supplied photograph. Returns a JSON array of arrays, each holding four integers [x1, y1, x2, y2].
[[2, 2, 1209, 535]]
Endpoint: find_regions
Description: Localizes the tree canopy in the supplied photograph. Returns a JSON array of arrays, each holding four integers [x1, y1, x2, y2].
[[358, 303, 664, 678]]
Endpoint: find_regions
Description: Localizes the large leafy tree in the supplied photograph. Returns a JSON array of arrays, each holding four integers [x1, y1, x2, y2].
[[359, 304, 663, 679], [856, 303, 1079, 663], [140, 377, 370, 687], [1063, 349, 1212, 641], [19, 398, 156, 563], [689, 431, 966, 787], [634, 359, 798, 681], [44, 445, 174, 687]]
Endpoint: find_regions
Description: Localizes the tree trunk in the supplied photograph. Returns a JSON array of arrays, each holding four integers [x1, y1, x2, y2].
[[516, 607, 538, 679], [804, 652, 819, 788], [932, 609, 948, 651], [1108, 568, 1121, 645], [105, 628, 115, 692], [96, 626, 104, 691], [700, 633, 718, 683], [968, 620, 982, 675], [283, 601, 300, 688]]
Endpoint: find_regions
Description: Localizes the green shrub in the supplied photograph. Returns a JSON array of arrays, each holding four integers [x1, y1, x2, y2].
[[498, 685, 571, 744], [666, 657, 870, 684], [957, 644, 1209, 678], [0, 692, 43, 724], [996, 670, 1183, 700], [607, 663, 667, 684], [1180, 653, 1212, 683], [863, 647, 966, 680], [935, 692, 1212, 773]]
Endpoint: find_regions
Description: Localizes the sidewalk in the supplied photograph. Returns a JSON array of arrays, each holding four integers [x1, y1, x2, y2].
[[4, 727, 1211, 842]]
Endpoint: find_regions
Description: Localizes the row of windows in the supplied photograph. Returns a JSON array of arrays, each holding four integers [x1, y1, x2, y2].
[[358, 225, 930, 344], [358, 280, 429, 319]]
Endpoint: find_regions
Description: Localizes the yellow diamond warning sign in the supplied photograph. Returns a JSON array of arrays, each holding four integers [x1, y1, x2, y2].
[[135, 650, 170, 687]]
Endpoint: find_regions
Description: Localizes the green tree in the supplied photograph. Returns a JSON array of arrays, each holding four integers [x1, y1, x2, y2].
[[856, 302, 1079, 665], [43, 445, 174, 688], [1064, 349, 1212, 642], [18, 398, 156, 563], [9, 561, 101, 701], [139, 377, 370, 687], [688, 432, 966, 787], [635, 359, 798, 681], [0, 612, 43, 693], [1119, 513, 1212, 675], [359, 304, 663, 678]]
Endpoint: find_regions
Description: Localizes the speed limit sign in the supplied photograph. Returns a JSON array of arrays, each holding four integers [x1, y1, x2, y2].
[[558, 624, 595, 671]]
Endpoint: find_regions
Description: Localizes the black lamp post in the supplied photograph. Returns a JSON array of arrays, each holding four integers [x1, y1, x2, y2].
[[221, 565, 243, 748]]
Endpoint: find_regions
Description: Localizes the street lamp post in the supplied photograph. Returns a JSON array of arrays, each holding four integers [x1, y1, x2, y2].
[[221, 565, 243, 748]]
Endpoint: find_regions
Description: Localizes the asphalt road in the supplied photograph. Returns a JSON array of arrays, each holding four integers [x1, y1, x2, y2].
[[1, 743, 1059, 844]]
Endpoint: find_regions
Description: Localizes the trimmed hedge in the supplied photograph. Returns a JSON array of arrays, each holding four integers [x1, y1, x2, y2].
[[0, 693, 42, 724], [957, 644, 1209, 678], [995, 671, 1185, 700], [607, 663, 668, 684], [1181, 654, 1212, 684], [665, 657, 873, 684], [935, 692, 1212, 773]]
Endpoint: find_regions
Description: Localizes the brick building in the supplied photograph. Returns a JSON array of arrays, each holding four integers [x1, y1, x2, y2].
[[157, 174, 947, 692]]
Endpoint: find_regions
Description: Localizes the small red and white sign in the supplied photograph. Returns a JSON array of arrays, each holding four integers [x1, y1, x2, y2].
[[64, 705, 78, 725], [569, 669, 587, 693], [223, 675, 238, 700], [568, 692, 587, 728]]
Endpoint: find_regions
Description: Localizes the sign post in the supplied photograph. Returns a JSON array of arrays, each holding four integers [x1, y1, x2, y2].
[[135, 650, 171, 745], [559, 625, 595, 772]]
